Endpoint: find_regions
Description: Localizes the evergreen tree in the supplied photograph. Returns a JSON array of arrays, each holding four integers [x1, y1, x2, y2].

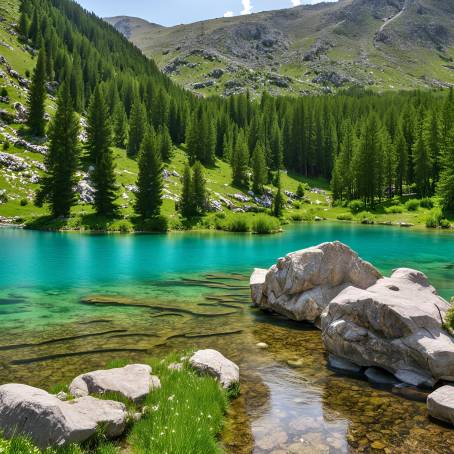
[[273, 173, 285, 218], [27, 47, 47, 137], [113, 103, 128, 148], [87, 86, 117, 215], [158, 125, 173, 161], [35, 83, 79, 217], [127, 100, 146, 157], [231, 130, 249, 187], [395, 127, 408, 196], [413, 126, 432, 198], [251, 142, 267, 194], [180, 163, 194, 217], [192, 161, 207, 215], [437, 126, 454, 213], [135, 127, 163, 218]]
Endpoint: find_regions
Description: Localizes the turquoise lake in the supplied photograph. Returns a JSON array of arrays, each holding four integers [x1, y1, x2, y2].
[[1, 223, 454, 453]]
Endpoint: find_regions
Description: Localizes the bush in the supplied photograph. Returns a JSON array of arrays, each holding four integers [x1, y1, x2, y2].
[[251, 215, 280, 234], [225, 215, 250, 232], [290, 212, 304, 221], [292, 201, 301, 209], [425, 208, 443, 228], [296, 183, 305, 199], [357, 211, 374, 224], [385, 205, 404, 214], [0, 87, 8, 98], [0, 190, 8, 204], [440, 219, 451, 229], [405, 199, 420, 211], [349, 200, 364, 214], [142, 215, 168, 232], [20, 198, 28, 206], [420, 198, 434, 209], [337, 213, 353, 221], [443, 304, 454, 334], [3, 141, 10, 150]]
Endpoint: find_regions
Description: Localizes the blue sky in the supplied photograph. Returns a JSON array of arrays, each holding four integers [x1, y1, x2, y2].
[[76, 0, 336, 27]]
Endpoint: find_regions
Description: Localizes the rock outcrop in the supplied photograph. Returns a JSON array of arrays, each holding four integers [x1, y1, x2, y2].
[[427, 385, 454, 425], [69, 364, 160, 403], [250, 241, 381, 327], [190, 349, 239, 389], [0, 384, 127, 449], [321, 268, 454, 387]]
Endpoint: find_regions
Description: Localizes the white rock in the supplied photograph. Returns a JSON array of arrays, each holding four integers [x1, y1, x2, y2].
[[322, 268, 454, 386], [69, 364, 160, 403], [190, 349, 239, 389], [427, 385, 454, 425], [0, 384, 127, 449], [250, 241, 381, 327]]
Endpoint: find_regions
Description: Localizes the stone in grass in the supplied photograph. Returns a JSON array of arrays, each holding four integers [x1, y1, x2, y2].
[[0, 384, 127, 449], [69, 364, 160, 403], [427, 385, 454, 426], [190, 349, 239, 389]]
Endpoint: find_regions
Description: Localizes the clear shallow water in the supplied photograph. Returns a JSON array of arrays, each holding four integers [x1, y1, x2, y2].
[[1, 224, 454, 453]]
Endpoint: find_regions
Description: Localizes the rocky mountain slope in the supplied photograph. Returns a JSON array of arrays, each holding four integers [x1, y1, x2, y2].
[[106, 0, 454, 95]]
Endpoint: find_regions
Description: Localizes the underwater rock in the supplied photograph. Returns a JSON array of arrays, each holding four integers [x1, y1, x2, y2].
[[249, 241, 381, 327], [328, 354, 362, 373], [69, 364, 160, 403], [322, 268, 454, 387], [0, 384, 127, 449], [190, 349, 239, 389], [427, 385, 454, 425]]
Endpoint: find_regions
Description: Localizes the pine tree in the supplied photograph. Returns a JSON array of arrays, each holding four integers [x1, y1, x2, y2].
[[35, 83, 79, 217], [127, 100, 146, 157], [395, 127, 408, 196], [87, 86, 117, 216], [158, 125, 173, 161], [192, 161, 207, 215], [113, 103, 128, 148], [251, 142, 267, 194], [27, 47, 47, 137], [437, 126, 454, 213], [231, 130, 249, 187], [273, 172, 285, 218], [180, 163, 194, 217], [135, 127, 163, 218], [413, 126, 432, 198]]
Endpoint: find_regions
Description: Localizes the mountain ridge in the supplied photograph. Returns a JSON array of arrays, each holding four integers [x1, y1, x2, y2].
[[105, 0, 454, 96]]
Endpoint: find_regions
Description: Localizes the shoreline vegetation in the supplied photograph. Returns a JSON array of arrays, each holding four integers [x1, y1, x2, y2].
[[0, 352, 239, 454]]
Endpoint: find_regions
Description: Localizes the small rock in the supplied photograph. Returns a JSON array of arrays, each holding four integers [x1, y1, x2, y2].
[[427, 385, 454, 426], [190, 349, 239, 389], [168, 362, 183, 371], [256, 342, 268, 349], [56, 391, 68, 401]]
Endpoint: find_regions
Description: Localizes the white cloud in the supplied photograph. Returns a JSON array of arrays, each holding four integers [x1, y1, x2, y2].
[[224, 11, 234, 17], [241, 0, 253, 15], [291, 0, 301, 6]]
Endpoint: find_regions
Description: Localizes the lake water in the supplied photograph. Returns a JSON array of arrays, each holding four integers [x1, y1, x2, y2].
[[1, 223, 454, 453]]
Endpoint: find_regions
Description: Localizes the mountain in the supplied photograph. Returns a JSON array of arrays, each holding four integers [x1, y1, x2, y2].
[[106, 0, 454, 95]]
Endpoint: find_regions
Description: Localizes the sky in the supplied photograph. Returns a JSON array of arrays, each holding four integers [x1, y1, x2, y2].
[[75, 0, 336, 27]]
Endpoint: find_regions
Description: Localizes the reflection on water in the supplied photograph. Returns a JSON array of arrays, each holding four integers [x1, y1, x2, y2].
[[0, 273, 453, 453]]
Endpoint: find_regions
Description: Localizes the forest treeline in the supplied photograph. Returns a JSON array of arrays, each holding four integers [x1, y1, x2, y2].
[[20, 0, 454, 221]]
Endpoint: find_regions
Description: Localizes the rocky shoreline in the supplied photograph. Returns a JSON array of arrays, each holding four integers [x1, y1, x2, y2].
[[250, 241, 454, 427]]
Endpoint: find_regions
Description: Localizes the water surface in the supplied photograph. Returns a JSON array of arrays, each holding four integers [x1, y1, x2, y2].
[[1, 224, 454, 453]]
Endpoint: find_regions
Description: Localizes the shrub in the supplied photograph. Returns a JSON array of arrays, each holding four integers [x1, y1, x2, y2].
[[440, 219, 451, 229], [0, 190, 8, 204], [337, 213, 353, 221], [225, 215, 250, 232], [385, 205, 403, 214], [290, 212, 304, 221], [357, 211, 374, 224], [292, 201, 301, 209], [425, 208, 443, 228], [0, 87, 8, 98], [420, 198, 434, 209], [296, 183, 305, 199], [20, 198, 28, 206], [252, 215, 280, 234], [349, 200, 364, 214], [443, 304, 454, 334], [405, 199, 420, 211], [143, 215, 168, 232], [3, 141, 10, 150]]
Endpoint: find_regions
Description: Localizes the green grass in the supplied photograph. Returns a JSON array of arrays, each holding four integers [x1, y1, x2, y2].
[[0, 352, 234, 454]]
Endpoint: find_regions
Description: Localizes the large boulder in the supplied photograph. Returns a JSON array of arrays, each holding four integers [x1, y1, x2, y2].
[[321, 268, 454, 387], [69, 364, 160, 403], [0, 384, 127, 449], [190, 349, 239, 389], [250, 241, 381, 327], [427, 385, 454, 425]]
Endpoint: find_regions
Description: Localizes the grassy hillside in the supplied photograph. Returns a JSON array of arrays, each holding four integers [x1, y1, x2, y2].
[[106, 0, 454, 96]]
